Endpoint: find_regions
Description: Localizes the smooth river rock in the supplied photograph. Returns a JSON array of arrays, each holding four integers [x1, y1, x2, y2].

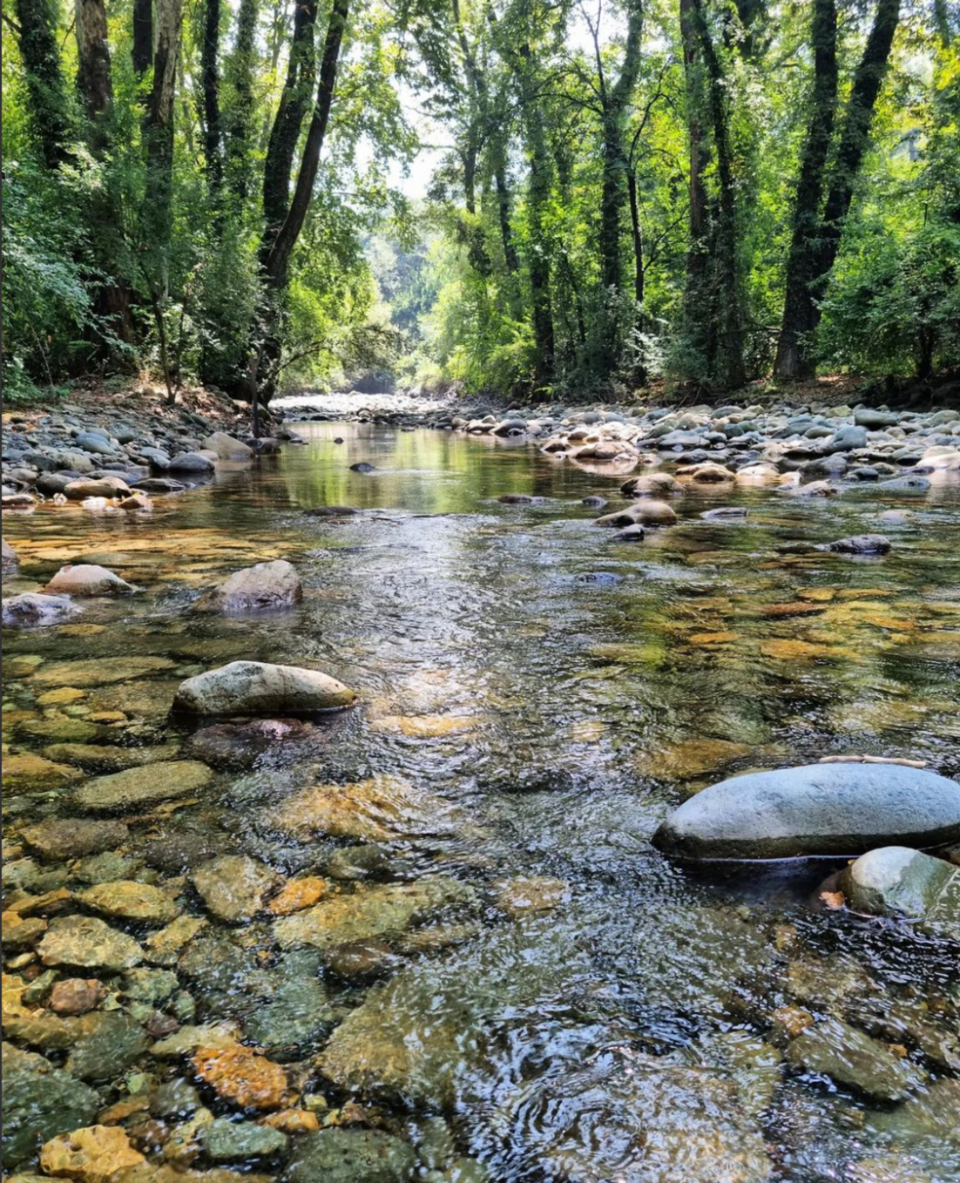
[[73, 760, 213, 812], [44, 564, 135, 596], [193, 560, 302, 614], [840, 846, 959, 934], [653, 764, 960, 860], [2, 593, 80, 627], [171, 660, 358, 716]]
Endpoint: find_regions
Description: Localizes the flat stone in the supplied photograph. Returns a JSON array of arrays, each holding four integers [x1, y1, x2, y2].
[[42, 741, 182, 771], [653, 764, 960, 861], [4, 752, 83, 791], [73, 760, 213, 812], [63, 477, 131, 500], [37, 915, 143, 970], [268, 775, 458, 842], [77, 880, 180, 925], [273, 878, 476, 951], [192, 855, 280, 923], [171, 661, 357, 716], [39, 1124, 144, 1182], [286, 1130, 416, 1183], [32, 656, 176, 687], [786, 1018, 924, 1101], [1, 1043, 100, 1170], [20, 818, 130, 860], [494, 876, 569, 917], [192, 1043, 287, 1109], [203, 1119, 286, 1162]]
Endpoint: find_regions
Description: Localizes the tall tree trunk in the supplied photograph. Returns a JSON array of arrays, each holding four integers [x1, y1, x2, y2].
[[132, 0, 153, 78], [597, 0, 644, 371], [76, 0, 112, 124], [627, 168, 647, 383], [249, 0, 349, 401], [679, 0, 713, 382], [807, 0, 900, 328], [14, 0, 72, 170], [691, 0, 745, 388], [262, 0, 318, 239], [143, 0, 184, 260], [201, 0, 223, 193], [774, 0, 838, 380], [224, 0, 259, 201], [517, 44, 554, 385]]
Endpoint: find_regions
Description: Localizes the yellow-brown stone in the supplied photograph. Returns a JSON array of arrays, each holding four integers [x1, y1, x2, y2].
[[39, 1124, 145, 1182], [192, 1043, 287, 1110], [268, 877, 328, 915]]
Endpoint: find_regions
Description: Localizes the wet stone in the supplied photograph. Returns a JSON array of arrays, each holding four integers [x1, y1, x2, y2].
[[66, 1012, 150, 1081], [2, 1042, 101, 1170], [285, 1129, 417, 1183], [203, 1118, 287, 1162], [73, 760, 213, 813], [77, 881, 180, 925], [192, 855, 280, 924], [785, 1018, 924, 1101], [38, 915, 143, 971]]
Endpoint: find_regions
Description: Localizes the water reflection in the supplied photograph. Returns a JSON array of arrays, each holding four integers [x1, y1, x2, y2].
[[3, 421, 960, 1180]]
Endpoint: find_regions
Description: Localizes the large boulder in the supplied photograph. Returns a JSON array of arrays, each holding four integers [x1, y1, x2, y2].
[[2, 593, 80, 627], [840, 846, 959, 935], [63, 477, 131, 500], [193, 560, 302, 614], [44, 564, 134, 596], [171, 660, 358, 716], [653, 764, 960, 861], [202, 431, 254, 459]]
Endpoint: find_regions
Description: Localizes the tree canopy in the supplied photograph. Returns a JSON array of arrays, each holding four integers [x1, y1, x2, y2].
[[2, 0, 958, 404]]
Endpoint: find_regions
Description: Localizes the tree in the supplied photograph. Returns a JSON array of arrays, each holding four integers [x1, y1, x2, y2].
[[201, 0, 223, 194], [775, 0, 900, 380], [14, 0, 72, 169]]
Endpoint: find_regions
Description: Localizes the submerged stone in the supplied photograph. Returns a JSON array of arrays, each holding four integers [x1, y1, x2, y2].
[[77, 880, 180, 925], [653, 764, 960, 860], [285, 1129, 416, 1183], [268, 775, 459, 842], [501, 1049, 772, 1183], [785, 1018, 924, 1101], [20, 818, 129, 861], [204, 1119, 286, 1162], [273, 878, 476, 951], [192, 855, 280, 924], [1, 1042, 100, 1170], [38, 915, 143, 970], [73, 760, 213, 812]]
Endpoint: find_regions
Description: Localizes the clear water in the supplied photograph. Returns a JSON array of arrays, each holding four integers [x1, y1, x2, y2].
[[3, 421, 960, 1181]]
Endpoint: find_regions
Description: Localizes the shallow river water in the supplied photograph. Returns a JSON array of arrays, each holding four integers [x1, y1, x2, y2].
[[3, 421, 960, 1182]]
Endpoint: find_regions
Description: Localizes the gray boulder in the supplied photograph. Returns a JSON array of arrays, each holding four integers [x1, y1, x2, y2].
[[171, 660, 357, 716], [653, 764, 960, 860], [167, 451, 215, 473], [193, 559, 302, 614], [823, 534, 891, 555], [840, 846, 959, 935], [2, 593, 79, 627]]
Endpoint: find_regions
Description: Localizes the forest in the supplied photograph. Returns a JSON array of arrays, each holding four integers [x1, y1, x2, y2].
[[2, 0, 959, 405]]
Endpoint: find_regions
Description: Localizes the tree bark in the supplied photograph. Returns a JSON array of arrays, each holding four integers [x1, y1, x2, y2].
[[224, 0, 259, 200], [14, 0, 72, 170], [262, 0, 319, 238], [201, 0, 223, 193], [76, 0, 112, 124], [132, 0, 153, 78], [517, 42, 554, 385], [808, 0, 900, 319], [597, 0, 643, 370], [691, 0, 745, 388], [262, 0, 349, 292], [143, 0, 184, 251], [774, 0, 838, 380]]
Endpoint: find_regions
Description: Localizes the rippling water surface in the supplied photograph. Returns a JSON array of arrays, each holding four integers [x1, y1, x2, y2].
[[3, 421, 960, 1182]]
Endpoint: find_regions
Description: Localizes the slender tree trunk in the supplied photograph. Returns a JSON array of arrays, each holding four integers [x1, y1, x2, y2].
[[807, 0, 900, 325], [263, 0, 349, 291], [76, 0, 112, 123], [249, 0, 349, 402], [261, 0, 318, 239], [132, 0, 153, 77], [627, 168, 647, 383], [774, 0, 838, 380], [679, 0, 713, 381], [201, 0, 223, 193], [224, 0, 259, 201], [691, 0, 745, 388], [517, 43, 554, 385], [15, 0, 72, 170], [597, 0, 644, 371], [143, 0, 184, 266]]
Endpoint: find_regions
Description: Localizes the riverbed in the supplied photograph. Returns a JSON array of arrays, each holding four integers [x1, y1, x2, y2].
[[3, 419, 960, 1182]]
